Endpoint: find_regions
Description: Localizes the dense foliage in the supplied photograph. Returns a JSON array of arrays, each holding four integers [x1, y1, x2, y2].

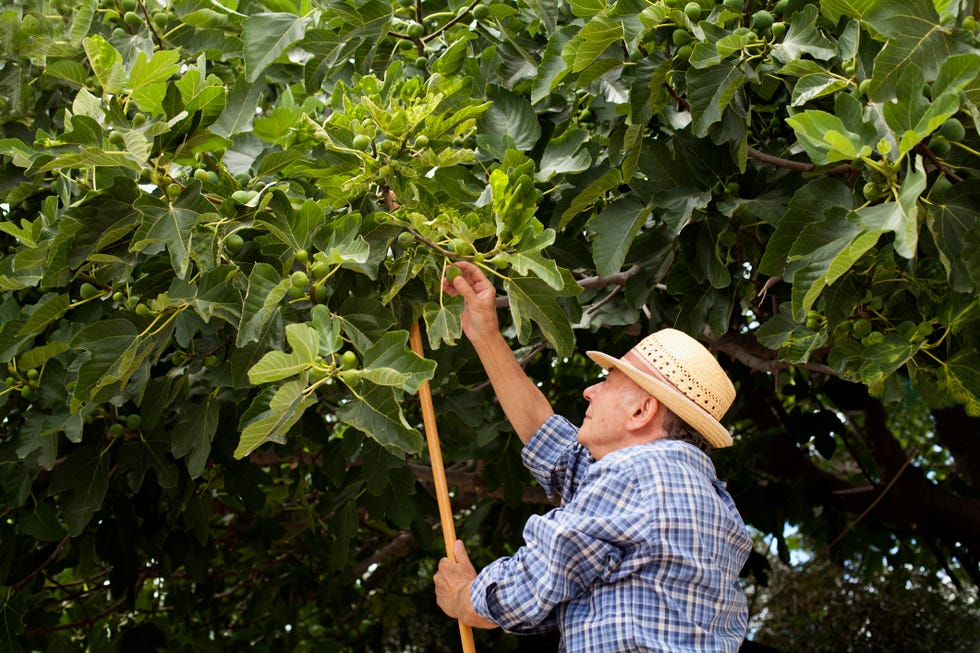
[[1, 0, 978, 649]]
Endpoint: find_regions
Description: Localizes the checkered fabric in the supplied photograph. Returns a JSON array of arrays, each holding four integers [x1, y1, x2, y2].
[[470, 415, 752, 652]]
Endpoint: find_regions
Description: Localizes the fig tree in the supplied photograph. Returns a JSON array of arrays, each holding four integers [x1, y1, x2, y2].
[[684, 2, 701, 21], [473, 4, 490, 19], [397, 231, 415, 247]]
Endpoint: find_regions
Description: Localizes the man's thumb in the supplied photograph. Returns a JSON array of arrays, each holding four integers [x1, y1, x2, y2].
[[453, 539, 469, 564]]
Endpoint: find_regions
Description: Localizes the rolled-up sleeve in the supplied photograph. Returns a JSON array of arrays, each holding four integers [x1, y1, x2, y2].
[[521, 415, 592, 504], [469, 459, 648, 632]]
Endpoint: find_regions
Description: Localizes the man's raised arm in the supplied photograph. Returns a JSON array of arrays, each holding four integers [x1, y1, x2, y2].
[[442, 262, 553, 443]]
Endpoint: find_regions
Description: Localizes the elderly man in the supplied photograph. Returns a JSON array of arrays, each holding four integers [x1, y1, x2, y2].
[[433, 262, 752, 652]]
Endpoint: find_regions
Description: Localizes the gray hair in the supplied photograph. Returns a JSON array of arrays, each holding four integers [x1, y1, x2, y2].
[[661, 407, 713, 454]]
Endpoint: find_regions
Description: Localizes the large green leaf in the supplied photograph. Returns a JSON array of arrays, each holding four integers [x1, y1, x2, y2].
[[82, 35, 125, 94], [243, 13, 310, 82], [781, 60, 849, 106], [686, 61, 746, 138], [785, 110, 872, 165], [335, 383, 423, 454], [926, 183, 980, 293], [850, 156, 927, 259], [506, 273, 581, 357], [864, 0, 971, 101], [536, 129, 592, 181], [881, 64, 960, 155], [343, 330, 435, 393], [16, 293, 69, 338], [237, 263, 289, 347], [476, 88, 541, 159], [561, 15, 624, 73], [759, 177, 853, 276], [133, 181, 215, 279], [235, 378, 317, 458], [785, 212, 877, 321], [423, 297, 463, 350], [47, 446, 110, 535], [248, 323, 320, 384], [590, 195, 649, 277], [172, 396, 220, 478], [69, 319, 153, 409], [128, 49, 182, 94], [820, 0, 875, 22], [211, 74, 266, 138], [771, 5, 837, 65]]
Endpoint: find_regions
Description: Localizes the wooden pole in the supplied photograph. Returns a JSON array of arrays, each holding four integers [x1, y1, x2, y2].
[[409, 322, 477, 653]]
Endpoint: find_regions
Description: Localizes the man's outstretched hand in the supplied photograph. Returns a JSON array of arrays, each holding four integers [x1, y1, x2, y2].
[[441, 261, 500, 343]]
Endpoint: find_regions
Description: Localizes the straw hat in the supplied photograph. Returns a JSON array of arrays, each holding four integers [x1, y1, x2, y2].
[[586, 329, 736, 448]]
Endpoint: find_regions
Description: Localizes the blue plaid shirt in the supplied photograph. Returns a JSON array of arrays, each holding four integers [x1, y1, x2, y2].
[[471, 415, 751, 651]]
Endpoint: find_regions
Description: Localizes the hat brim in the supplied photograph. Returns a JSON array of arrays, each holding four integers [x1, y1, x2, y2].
[[586, 350, 733, 448]]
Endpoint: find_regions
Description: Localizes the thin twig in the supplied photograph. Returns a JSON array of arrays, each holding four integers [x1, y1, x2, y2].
[[827, 450, 916, 549]]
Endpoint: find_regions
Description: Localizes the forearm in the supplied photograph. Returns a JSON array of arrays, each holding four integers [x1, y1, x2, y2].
[[470, 331, 553, 444], [455, 582, 498, 629]]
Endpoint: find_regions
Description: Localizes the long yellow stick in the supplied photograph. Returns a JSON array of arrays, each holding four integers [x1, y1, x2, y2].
[[410, 322, 476, 653]]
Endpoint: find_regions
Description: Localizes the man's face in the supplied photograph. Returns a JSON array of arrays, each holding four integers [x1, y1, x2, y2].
[[577, 366, 650, 460]]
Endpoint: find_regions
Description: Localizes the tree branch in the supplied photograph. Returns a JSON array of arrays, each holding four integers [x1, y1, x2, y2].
[[746, 146, 852, 176], [708, 331, 836, 376], [494, 265, 645, 308]]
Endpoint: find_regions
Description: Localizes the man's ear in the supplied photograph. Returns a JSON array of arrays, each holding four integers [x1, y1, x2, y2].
[[627, 394, 660, 431]]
